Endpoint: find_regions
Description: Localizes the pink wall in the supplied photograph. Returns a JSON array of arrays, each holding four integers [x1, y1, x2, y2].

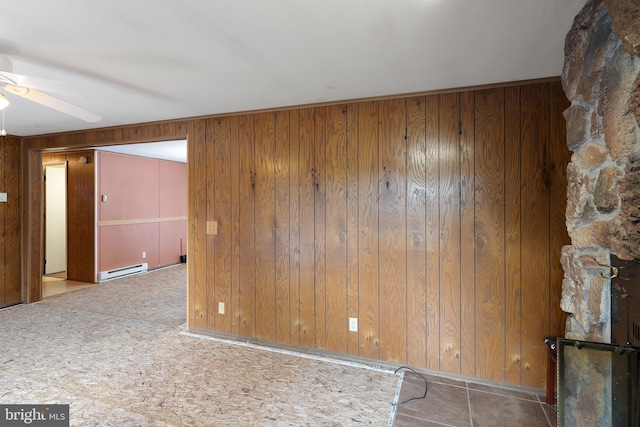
[[98, 151, 187, 272]]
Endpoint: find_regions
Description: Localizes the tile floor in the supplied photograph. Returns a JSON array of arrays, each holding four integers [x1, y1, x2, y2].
[[393, 371, 556, 427]]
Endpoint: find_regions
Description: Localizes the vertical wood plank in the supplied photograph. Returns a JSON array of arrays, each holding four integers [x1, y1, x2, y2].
[[230, 116, 241, 335], [1, 137, 20, 305], [205, 118, 217, 331], [438, 93, 461, 374], [474, 88, 506, 382], [549, 81, 571, 340], [0, 140, 6, 306], [275, 110, 291, 344], [324, 104, 348, 353], [379, 98, 407, 363], [505, 86, 523, 385], [66, 151, 96, 283], [314, 106, 327, 350], [27, 149, 43, 302], [298, 108, 316, 348], [357, 101, 380, 360], [346, 103, 360, 356], [238, 115, 256, 338], [289, 109, 301, 346], [254, 112, 276, 342], [459, 90, 476, 378], [424, 95, 440, 370], [520, 83, 550, 388], [212, 117, 233, 334], [406, 96, 427, 367], [188, 119, 208, 329]]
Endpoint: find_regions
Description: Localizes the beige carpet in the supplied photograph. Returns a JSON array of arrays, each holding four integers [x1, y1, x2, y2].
[[0, 265, 401, 426]]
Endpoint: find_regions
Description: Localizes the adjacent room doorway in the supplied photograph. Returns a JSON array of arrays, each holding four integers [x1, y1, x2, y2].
[[43, 163, 67, 276]]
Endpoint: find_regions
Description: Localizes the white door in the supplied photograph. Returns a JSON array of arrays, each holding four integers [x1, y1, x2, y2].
[[45, 164, 67, 274]]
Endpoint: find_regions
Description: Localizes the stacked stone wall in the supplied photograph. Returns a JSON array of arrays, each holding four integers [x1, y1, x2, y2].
[[562, 0, 640, 341], [560, 1, 640, 425]]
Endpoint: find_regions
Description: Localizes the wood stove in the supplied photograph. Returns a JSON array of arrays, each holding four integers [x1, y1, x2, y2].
[[556, 254, 640, 426], [611, 255, 640, 348], [558, 338, 639, 426]]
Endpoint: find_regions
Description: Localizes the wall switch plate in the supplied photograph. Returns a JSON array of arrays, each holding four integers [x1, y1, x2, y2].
[[0, 192, 7, 202], [218, 302, 225, 314], [142, 251, 146, 259], [207, 220, 218, 235], [349, 317, 358, 332], [101, 194, 108, 202]]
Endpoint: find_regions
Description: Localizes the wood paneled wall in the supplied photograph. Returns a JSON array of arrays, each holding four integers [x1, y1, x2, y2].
[[67, 151, 96, 283], [22, 80, 569, 389], [192, 81, 570, 389], [43, 151, 96, 283], [0, 135, 21, 308]]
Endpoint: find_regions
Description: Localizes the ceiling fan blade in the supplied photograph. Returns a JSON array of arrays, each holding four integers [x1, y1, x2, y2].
[[4, 85, 102, 123], [0, 71, 82, 97]]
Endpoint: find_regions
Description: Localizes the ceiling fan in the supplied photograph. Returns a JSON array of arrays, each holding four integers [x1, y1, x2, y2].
[[0, 55, 102, 125]]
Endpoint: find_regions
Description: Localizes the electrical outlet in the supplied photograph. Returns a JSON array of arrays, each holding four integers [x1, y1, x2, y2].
[[349, 317, 358, 332], [218, 302, 225, 314], [142, 251, 146, 259]]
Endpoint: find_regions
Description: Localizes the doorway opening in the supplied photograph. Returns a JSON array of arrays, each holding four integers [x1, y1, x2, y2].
[[42, 159, 95, 298], [40, 140, 187, 299], [44, 162, 67, 276]]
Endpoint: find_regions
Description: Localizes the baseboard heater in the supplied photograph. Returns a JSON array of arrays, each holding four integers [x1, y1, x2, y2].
[[99, 263, 148, 282]]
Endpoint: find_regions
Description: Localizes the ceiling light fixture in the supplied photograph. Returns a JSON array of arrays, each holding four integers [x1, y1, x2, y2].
[[0, 93, 8, 110]]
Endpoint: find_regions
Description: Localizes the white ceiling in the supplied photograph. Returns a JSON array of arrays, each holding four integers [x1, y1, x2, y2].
[[0, 0, 587, 137]]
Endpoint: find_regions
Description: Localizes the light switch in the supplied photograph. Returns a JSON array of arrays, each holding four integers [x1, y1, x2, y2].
[[207, 220, 218, 235], [349, 317, 358, 332], [102, 194, 108, 202], [0, 192, 7, 202]]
